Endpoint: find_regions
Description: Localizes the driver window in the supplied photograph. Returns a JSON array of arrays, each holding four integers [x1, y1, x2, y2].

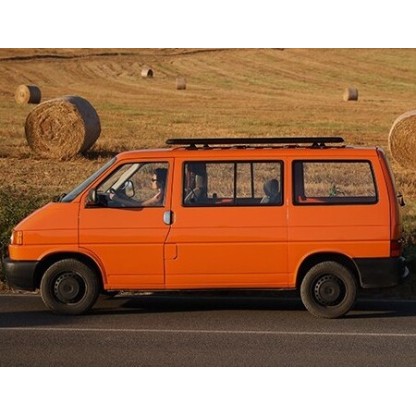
[[97, 162, 169, 207]]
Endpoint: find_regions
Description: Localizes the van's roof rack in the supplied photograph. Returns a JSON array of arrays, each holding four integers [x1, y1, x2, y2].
[[166, 137, 344, 147]]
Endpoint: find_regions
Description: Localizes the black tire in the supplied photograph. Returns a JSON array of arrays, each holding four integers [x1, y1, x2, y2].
[[300, 261, 357, 319], [40, 259, 100, 315]]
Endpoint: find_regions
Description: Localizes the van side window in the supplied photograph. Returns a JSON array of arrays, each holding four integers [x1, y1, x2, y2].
[[293, 161, 377, 205], [96, 162, 169, 208], [183, 161, 283, 206]]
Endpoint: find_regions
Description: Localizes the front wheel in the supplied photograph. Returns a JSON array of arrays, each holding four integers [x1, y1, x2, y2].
[[40, 259, 100, 315], [300, 261, 357, 319]]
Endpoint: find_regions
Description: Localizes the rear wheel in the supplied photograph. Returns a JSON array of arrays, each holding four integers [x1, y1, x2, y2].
[[40, 259, 100, 315], [300, 261, 357, 318]]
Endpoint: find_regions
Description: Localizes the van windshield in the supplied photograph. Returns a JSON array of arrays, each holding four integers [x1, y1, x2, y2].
[[61, 157, 116, 202]]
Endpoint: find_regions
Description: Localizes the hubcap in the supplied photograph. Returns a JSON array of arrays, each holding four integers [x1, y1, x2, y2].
[[314, 275, 345, 306], [54, 273, 85, 304]]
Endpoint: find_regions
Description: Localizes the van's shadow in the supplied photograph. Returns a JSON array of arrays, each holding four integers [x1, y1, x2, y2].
[[95, 292, 416, 320], [1, 293, 416, 328], [101, 293, 305, 314]]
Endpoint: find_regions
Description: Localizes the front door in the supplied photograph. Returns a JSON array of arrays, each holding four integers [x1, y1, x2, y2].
[[79, 159, 172, 290]]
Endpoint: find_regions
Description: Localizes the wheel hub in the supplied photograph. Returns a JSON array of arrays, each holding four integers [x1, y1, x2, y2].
[[314, 275, 344, 306], [54, 273, 83, 303]]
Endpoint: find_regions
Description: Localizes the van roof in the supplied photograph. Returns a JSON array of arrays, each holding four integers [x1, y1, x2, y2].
[[116, 137, 380, 160]]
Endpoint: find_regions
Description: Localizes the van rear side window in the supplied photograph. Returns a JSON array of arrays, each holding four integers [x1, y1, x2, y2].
[[293, 160, 378, 205]]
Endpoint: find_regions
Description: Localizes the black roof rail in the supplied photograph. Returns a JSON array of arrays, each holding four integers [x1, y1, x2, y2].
[[166, 137, 345, 147]]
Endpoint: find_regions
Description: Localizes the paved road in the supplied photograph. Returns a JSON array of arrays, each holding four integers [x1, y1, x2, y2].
[[1, 293, 416, 366]]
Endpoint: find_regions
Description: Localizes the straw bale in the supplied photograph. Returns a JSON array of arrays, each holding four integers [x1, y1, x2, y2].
[[25, 95, 101, 159], [176, 77, 187, 90], [343, 87, 358, 101], [15, 84, 41, 104], [141, 66, 154, 78], [388, 109, 416, 170]]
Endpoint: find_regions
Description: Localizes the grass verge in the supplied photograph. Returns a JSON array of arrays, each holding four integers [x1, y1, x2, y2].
[[0, 187, 48, 288]]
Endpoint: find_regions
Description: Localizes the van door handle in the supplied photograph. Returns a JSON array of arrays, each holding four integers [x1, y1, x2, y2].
[[163, 210, 173, 225]]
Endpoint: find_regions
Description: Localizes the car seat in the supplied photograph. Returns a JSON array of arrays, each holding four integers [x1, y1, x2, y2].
[[260, 179, 281, 204]]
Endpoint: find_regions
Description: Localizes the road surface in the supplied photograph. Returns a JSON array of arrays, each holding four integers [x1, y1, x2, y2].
[[1, 292, 416, 366]]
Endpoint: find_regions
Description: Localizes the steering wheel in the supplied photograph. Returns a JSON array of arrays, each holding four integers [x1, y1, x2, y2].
[[108, 187, 141, 208], [108, 187, 129, 207]]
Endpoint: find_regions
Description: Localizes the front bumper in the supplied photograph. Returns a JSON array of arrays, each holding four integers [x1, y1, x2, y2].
[[3, 257, 39, 291], [354, 256, 409, 289]]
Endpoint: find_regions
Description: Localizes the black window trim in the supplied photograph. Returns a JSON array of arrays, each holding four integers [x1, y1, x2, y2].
[[182, 159, 284, 207], [292, 159, 379, 206], [93, 160, 171, 209]]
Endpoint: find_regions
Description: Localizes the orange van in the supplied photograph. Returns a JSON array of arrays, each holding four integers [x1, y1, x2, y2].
[[3, 137, 409, 318]]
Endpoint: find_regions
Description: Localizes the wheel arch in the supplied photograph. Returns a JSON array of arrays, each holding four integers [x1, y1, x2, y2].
[[296, 252, 360, 289], [34, 252, 104, 290]]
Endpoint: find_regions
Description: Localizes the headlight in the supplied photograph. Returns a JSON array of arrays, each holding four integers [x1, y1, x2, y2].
[[11, 230, 23, 245]]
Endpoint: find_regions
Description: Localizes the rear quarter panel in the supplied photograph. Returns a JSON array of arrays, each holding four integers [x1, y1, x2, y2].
[[286, 153, 390, 286]]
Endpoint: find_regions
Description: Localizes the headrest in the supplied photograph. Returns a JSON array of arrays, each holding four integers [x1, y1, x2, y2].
[[264, 179, 279, 196]]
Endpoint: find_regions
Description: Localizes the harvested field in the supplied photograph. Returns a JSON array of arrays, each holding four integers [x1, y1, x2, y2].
[[1, 48, 416, 222]]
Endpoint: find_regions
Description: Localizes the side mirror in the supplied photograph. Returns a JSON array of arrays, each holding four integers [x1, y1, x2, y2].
[[53, 193, 67, 202], [86, 189, 98, 207], [86, 189, 107, 207]]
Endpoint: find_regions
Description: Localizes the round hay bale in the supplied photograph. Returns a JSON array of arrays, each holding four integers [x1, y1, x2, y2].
[[343, 87, 358, 101], [176, 77, 187, 90], [141, 66, 154, 78], [25, 95, 101, 159], [15, 84, 41, 104], [388, 109, 416, 170]]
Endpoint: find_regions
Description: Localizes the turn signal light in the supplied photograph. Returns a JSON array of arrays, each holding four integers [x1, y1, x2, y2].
[[11, 230, 23, 245]]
